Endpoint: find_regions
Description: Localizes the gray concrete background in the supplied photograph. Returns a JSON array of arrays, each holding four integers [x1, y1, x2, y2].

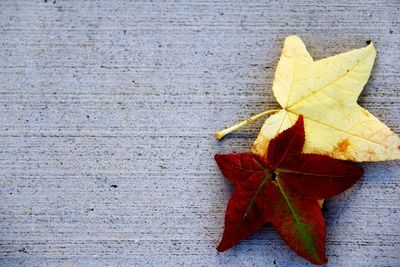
[[0, 1, 399, 266]]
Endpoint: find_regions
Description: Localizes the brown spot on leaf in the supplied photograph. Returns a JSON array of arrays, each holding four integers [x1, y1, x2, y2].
[[336, 139, 350, 153], [331, 139, 353, 159]]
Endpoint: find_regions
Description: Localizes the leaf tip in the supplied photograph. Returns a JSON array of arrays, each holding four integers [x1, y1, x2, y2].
[[285, 35, 304, 45], [216, 241, 229, 253], [366, 40, 377, 54], [297, 114, 304, 125], [313, 256, 328, 265], [318, 254, 328, 265]]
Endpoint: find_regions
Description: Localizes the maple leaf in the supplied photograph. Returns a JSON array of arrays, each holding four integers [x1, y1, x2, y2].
[[215, 116, 363, 265], [216, 36, 400, 162]]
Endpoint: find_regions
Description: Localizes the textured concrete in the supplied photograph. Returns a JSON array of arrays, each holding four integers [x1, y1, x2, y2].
[[0, 1, 399, 266]]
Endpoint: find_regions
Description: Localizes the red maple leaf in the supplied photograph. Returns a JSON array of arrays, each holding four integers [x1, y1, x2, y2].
[[214, 115, 363, 265]]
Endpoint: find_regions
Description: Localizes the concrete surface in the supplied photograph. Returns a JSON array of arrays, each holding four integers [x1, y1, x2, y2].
[[0, 1, 399, 266]]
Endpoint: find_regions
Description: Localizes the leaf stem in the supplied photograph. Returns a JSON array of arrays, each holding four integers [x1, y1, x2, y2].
[[215, 109, 280, 140]]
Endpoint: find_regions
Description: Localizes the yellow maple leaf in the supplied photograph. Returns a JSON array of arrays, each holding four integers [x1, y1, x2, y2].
[[216, 36, 400, 162]]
